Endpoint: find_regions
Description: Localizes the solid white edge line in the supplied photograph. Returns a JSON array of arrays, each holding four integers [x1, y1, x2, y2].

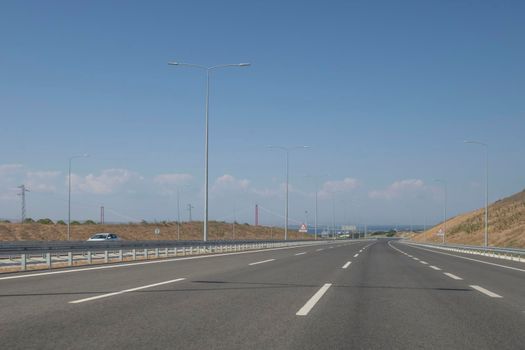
[[249, 259, 276, 266], [3, 240, 376, 281], [470, 285, 502, 298], [69, 278, 186, 304], [430, 265, 442, 270], [342, 261, 352, 269], [443, 272, 463, 280], [0, 243, 326, 281], [401, 242, 525, 273], [296, 283, 332, 316], [295, 252, 307, 256]]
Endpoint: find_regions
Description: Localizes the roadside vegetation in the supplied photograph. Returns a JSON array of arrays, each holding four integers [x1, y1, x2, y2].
[[412, 189, 525, 248], [0, 220, 309, 241]]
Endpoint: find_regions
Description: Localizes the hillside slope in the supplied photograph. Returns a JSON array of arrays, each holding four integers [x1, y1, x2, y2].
[[0, 221, 308, 241], [412, 189, 525, 248]]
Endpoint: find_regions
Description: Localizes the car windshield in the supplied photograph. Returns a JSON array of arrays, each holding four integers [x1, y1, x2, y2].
[[1, 1, 524, 349]]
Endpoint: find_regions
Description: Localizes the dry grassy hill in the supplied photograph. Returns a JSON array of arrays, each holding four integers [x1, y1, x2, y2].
[[412, 189, 525, 248], [0, 221, 309, 241]]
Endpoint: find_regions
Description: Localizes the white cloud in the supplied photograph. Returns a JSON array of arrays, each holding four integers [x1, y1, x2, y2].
[[369, 179, 425, 200], [154, 173, 193, 186], [71, 169, 141, 195], [319, 178, 359, 198], [212, 174, 250, 194], [25, 171, 61, 193], [251, 187, 281, 198], [0, 164, 23, 176]]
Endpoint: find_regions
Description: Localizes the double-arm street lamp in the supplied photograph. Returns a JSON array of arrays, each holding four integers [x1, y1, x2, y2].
[[464, 140, 489, 247], [304, 174, 329, 240], [267, 145, 310, 240], [169, 61, 250, 242], [68, 154, 89, 240]]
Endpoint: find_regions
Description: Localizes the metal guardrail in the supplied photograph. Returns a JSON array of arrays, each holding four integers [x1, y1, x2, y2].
[[404, 241, 525, 263], [0, 239, 310, 255], [0, 239, 345, 272]]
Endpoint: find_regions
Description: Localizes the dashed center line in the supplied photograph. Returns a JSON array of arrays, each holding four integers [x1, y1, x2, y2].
[[354, 254, 359, 258], [69, 278, 186, 304], [316, 248, 324, 251], [296, 283, 332, 316], [429, 265, 442, 270], [420, 261, 428, 265], [342, 261, 352, 269], [444, 272, 463, 280], [249, 259, 276, 266], [295, 252, 307, 256], [470, 285, 502, 298], [413, 258, 419, 261]]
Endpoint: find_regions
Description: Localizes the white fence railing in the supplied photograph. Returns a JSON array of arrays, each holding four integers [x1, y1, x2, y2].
[[0, 239, 353, 272], [403, 241, 525, 263]]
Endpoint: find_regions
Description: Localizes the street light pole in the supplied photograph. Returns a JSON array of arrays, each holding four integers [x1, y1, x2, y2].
[[67, 154, 89, 241], [268, 145, 309, 240], [304, 174, 328, 241], [434, 179, 447, 244], [169, 61, 250, 242], [177, 187, 181, 240], [465, 140, 489, 247], [332, 192, 336, 240], [314, 186, 318, 240]]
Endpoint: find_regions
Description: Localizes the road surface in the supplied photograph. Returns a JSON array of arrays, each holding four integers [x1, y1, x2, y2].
[[1, 238, 524, 349]]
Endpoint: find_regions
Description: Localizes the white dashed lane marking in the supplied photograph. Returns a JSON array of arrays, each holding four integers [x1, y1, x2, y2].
[[444, 272, 463, 280], [470, 285, 502, 298], [70, 278, 186, 304], [249, 259, 276, 266], [296, 284, 332, 316]]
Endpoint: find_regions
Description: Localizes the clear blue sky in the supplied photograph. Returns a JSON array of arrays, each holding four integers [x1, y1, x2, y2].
[[0, 0, 524, 228]]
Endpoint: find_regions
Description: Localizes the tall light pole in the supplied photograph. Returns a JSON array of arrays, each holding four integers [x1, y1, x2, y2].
[[331, 192, 336, 240], [68, 154, 89, 240], [304, 174, 329, 240], [434, 179, 447, 244], [304, 210, 309, 228], [464, 140, 489, 247], [169, 61, 250, 242], [176, 187, 181, 240], [268, 145, 310, 240]]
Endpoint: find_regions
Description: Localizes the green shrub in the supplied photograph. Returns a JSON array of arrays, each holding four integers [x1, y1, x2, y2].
[[37, 218, 54, 225]]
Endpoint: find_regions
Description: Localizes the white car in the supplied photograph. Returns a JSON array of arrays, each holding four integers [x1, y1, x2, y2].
[[87, 233, 120, 241]]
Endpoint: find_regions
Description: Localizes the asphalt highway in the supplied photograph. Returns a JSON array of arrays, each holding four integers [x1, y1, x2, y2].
[[1, 238, 524, 349]]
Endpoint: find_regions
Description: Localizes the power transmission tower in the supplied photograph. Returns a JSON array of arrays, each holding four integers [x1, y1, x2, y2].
[[17, 185, 29, 223]]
